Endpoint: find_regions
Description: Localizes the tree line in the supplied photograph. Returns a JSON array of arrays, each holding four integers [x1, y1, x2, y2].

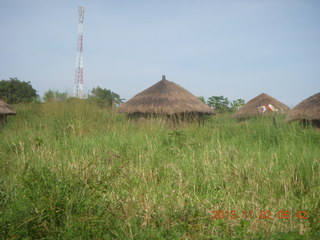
[[198, 96, 245, 113], [0, 78, 123, 108], [43, 87, 124, 108], [1, 78, 245, 112]]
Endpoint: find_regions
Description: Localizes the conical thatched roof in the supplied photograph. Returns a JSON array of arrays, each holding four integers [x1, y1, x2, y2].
[[0, 100, 16, 115], [286, 92, 320, 122], [118, 75, 213, 115], [234, 93, 289, 119]]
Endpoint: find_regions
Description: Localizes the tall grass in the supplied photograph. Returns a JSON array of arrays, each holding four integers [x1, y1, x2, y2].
[[1, 100, 319, 239]]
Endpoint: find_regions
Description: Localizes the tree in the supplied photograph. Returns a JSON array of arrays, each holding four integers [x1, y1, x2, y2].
[[207, 96, 230, 113], [0, 78, 38, 104], [43, 89, 68, 102], [88, 87, 123, 108], [230, 99, 245, 111], [206, 96, 245, 113]]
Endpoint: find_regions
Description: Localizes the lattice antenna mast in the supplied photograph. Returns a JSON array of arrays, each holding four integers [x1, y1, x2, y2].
[[74, 5, 85, 98]]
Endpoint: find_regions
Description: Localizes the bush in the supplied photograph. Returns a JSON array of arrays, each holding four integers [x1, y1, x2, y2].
[[0, 78, 39, 104]]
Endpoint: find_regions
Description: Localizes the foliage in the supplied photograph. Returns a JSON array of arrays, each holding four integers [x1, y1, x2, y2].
[[0, 77, 39, 104], [207, 96, 245, 113], [43, 89, 68, 102], [197, 96, 206, 103], [0, 102, 319, 239], [207, 96, 230, 112], [87, 86, 123, 108], [230, 98, 246, 111]]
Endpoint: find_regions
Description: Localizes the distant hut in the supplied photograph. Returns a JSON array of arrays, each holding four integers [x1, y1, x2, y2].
[[0, 100, 16, 122], [234, 93, 289, 119], [118, 75, 213, 120], [285, 92, 320, 127]]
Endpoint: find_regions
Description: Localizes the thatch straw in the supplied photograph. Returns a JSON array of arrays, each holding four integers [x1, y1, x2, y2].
[[286, 92, 320, 122], [0, 100, 16, 115], [234, 93, 289, 119], [118, 75, 213, 115]]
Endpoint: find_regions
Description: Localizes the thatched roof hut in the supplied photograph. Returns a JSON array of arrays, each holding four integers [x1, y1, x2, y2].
[[234, 93, 289, 119], [0, 100, 16, 122], [118, 75, 213, 117], [285, 92, 320, 125], [0, 100, 16, 115]]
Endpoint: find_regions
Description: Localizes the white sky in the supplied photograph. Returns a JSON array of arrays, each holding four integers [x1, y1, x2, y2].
[[0, 0, 319, 107]]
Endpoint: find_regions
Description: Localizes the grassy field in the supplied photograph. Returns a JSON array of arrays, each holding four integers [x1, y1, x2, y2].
[[1, 100, 320, 240]]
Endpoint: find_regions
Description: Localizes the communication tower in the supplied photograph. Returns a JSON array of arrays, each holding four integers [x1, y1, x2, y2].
[[74, 5, 85, 98]]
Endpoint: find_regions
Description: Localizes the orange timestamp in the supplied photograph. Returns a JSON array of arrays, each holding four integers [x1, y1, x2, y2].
[[212, 210, 313, 220]]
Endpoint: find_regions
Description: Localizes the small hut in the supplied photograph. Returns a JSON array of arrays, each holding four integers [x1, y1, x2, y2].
[[234, 93, 289, 119], [118, 75, 213, 120], [0, 100, 16, 122], [285, 92, 320, 127]]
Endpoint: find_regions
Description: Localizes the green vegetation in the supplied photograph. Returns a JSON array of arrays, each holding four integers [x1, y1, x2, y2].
[[88, 87, 124, 108], [0, 78, 39, 104], [1, 101, 319, 239], [43, 89, 68, 102], [43, 87, 123, 107], [206, 96, 245, 113]]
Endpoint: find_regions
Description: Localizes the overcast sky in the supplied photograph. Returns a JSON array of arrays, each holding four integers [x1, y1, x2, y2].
[[0, 0, 319, 107]]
